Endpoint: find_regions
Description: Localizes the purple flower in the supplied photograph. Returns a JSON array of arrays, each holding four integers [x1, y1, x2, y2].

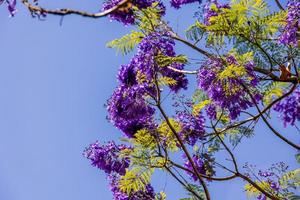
[[108, 174, 156, 200], [274, 89, 300, 126], [170, 0, 200, 9], [107, 85, 156, 137], [197, 56, 260, 120], [183, 154, 206, 181], [83, 141, 131, 175], [103, 0, 165, 25], [279, 0, 299, 47], [176, 109, 205, 146], [118, 64, 138, 86], [120, 31, 188, 93], [1, 0, 17, 16], [203, 0, 230, 25]]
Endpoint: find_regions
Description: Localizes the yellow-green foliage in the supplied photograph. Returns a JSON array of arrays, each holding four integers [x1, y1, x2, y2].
[[192, 0, 287, 45], [244, 181, 273, 199], [158, 76, 177, 87], [192, 99, 211, 116], [136, 70, 148, 84], [279, 168, 300, 189], [263, 82, 289, 105], [231, 50, 253, 65], [216, 50, 255, 95], [106, 31, 144, 55], [155, 191, 167, 200], [155, 54, 188, 68], [158, 118, 181, 152], [135, 2, 163, 32], [218, 50, 253, 79], [119, 167, 154, 195], [218, 64, 247, 79], [132, 129, 157, 150]]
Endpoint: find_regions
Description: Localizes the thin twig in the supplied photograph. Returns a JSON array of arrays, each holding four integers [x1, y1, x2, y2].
[[21, 0, 130, 18]]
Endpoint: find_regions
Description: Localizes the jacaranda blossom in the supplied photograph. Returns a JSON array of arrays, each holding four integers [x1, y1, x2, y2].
[[170, 0, 200, 9], [183, 154, 206, 181], [176, 107, 205, 146], [83, 141, 130, 175], [1, 0, 17, 16], [103, 0, 165, 25], [107, 85, 156, 137], [279, 0, 299, 47], [197, 56, 261, 120], [274, 89, 300, 127]]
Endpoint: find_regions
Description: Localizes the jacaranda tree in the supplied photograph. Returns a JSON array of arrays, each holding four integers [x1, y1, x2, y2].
[[4, 0, 300, 199]]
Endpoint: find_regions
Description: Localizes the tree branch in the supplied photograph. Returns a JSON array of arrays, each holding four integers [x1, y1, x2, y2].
[[274, 0, 284, 10], [240, 82, 300, 150], [164, 166, 203, 200], [21, 0, 129, 18]]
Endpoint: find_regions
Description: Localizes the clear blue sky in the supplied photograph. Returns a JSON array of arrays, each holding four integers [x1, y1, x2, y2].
[[0, 1, 298, 200]]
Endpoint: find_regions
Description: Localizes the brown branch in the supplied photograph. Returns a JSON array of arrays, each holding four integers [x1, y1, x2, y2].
[[21, 0, 129, 18], [240, 82, 300, 150], [169, 34, 300, 83], [170, 160, 237, 181], [156, 103, 211, 200], [216, 83, 297, 137], [210, 127, 281, 199], [237, 173, 282, 200], [164, 166, 203, 200], [274, 0, 284, 10], [170, 32, 214, 59]]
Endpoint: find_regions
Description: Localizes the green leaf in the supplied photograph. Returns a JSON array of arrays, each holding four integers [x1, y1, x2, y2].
[[262, 82, 289, 105], [158, 76, 177, 87], [287, 194, 300, 200], [186, 22, 205, 41], [157, 118, 181, 152], [227, 126, 254, 146], [155, 191, 167, 200], [279, 168, 300, 190], [155, 54, 188, 68], [119, 167, 153, 195], [106, 31, 144, 55], [132, 129, 157, 150], [180, 184, 205, 200], [135, 2, 163, 32], [296, 153, 300, 164]]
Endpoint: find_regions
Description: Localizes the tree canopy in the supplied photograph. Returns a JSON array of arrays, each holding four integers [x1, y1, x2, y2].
[[4, 0, 300, 199]]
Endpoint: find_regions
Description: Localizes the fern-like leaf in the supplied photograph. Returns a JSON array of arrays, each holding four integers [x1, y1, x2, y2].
[[106, 31, 144, 55], [119, 167, 153, 195]]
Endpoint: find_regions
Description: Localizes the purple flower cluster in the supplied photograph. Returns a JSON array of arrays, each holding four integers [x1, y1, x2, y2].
[[84, 141, 156, 200], [279, 0, 299, 47], [83, 141, 130, 175], [170, 0, 200, 9], [134, 32, 188, 92], [107, 85, 156, 138], [274, 89, 300, 127], [197, 56, 261, 120], [1, 0, 17, 16], [183, 154, 206, 181], [178, 112, 206, 146], [102, 0, 165, 25], [108, 32, 188, 137], [175, 102, 205, 146], [108, 174, 156, 200], [203, 0, 230, 25]]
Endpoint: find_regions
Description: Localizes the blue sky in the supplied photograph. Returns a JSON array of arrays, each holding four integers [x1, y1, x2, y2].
[[0, 0, 298, 200]]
